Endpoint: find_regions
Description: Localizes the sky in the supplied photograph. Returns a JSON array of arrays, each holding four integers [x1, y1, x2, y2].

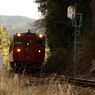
[[0, 0, 42, 20]]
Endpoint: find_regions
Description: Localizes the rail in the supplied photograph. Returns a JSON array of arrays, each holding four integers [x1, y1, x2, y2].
[[29, 73, 95, 87]]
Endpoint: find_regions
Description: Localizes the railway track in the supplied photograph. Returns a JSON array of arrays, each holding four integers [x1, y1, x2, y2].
[[8, 70, 95, 88], [29, 73, 95, 87]]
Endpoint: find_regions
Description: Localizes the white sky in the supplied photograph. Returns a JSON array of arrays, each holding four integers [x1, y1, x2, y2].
[[0, 0, 42, 19]]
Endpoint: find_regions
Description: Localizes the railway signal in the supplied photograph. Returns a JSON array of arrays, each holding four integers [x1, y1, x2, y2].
[[67, 3, 82, 77]]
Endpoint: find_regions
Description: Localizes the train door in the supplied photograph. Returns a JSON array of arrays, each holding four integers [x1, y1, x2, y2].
[[25, 38, 34, 61]]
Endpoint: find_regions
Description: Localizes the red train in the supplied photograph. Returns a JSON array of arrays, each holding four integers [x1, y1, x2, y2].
[[9, 30, 45, 71]]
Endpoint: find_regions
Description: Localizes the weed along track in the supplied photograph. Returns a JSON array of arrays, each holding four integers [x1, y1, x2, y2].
[[28, 73, 95, 88], [2, 70, 95, 95], [8, 70, 95, 88]]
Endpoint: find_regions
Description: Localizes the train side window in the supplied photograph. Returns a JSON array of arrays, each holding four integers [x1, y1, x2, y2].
[[27, 40, 32, 46], [35, 39, 44, 45], [14, 37, 25, 44]]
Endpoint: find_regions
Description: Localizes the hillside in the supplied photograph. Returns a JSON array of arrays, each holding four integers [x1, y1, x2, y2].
[[0, 15, 35, 36]]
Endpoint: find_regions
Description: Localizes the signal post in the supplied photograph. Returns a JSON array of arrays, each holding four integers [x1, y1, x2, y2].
[[67, 3, 82, 77]]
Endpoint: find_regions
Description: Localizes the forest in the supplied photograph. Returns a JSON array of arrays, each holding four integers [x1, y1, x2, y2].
[[35, 0, 95, 77], [0, 15, 34, 36], [35, 0, 91, 50]]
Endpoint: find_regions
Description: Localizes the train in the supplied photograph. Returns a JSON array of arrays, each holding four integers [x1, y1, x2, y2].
[[9, 30, 45, 72]]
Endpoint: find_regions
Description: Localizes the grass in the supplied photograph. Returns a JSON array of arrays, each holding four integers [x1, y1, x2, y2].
[[0, 69, 77, 95]]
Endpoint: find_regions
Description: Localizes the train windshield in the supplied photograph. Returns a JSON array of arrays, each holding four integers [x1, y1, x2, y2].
[[14, 37, 25, 44], [35, 39, 45, 45], [27, 40, 32, 46]]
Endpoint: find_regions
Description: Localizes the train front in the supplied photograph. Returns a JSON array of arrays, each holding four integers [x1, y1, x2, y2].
[[10, 32, 45, 70], [13, 33, 26, 68]]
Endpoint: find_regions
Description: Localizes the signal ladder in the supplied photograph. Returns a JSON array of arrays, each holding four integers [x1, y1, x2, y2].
[[75, 27, 80, 65], [72, 13, 82, 77]]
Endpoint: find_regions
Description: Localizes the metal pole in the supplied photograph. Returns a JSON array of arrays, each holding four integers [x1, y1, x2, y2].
[[74, 3, 77, 77]]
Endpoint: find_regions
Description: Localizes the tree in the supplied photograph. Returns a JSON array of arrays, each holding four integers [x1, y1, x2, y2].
[[0, 25, 10, 66], [35, 0, 92, 51]]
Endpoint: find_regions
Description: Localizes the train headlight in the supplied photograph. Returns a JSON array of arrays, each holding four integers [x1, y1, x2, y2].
[[17, 49, 21, 52], [39, 34, 42, 38], [38, 50, 41, 53], [17, 33, 21, 36]]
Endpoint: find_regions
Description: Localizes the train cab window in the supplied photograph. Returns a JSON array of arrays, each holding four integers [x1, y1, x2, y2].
[[27, 40, 32, 46], [14, 37, 25, 44], [35, 39, 45, 45]]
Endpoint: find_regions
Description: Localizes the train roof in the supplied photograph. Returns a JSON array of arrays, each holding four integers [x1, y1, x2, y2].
[[14, 32, 45, 38]]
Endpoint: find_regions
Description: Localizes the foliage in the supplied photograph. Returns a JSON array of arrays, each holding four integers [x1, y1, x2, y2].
[[0, 25, 10, 67], [43, 47, 73, 74], [35, 0, 93, 76], [35, 0, 92, 51]]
